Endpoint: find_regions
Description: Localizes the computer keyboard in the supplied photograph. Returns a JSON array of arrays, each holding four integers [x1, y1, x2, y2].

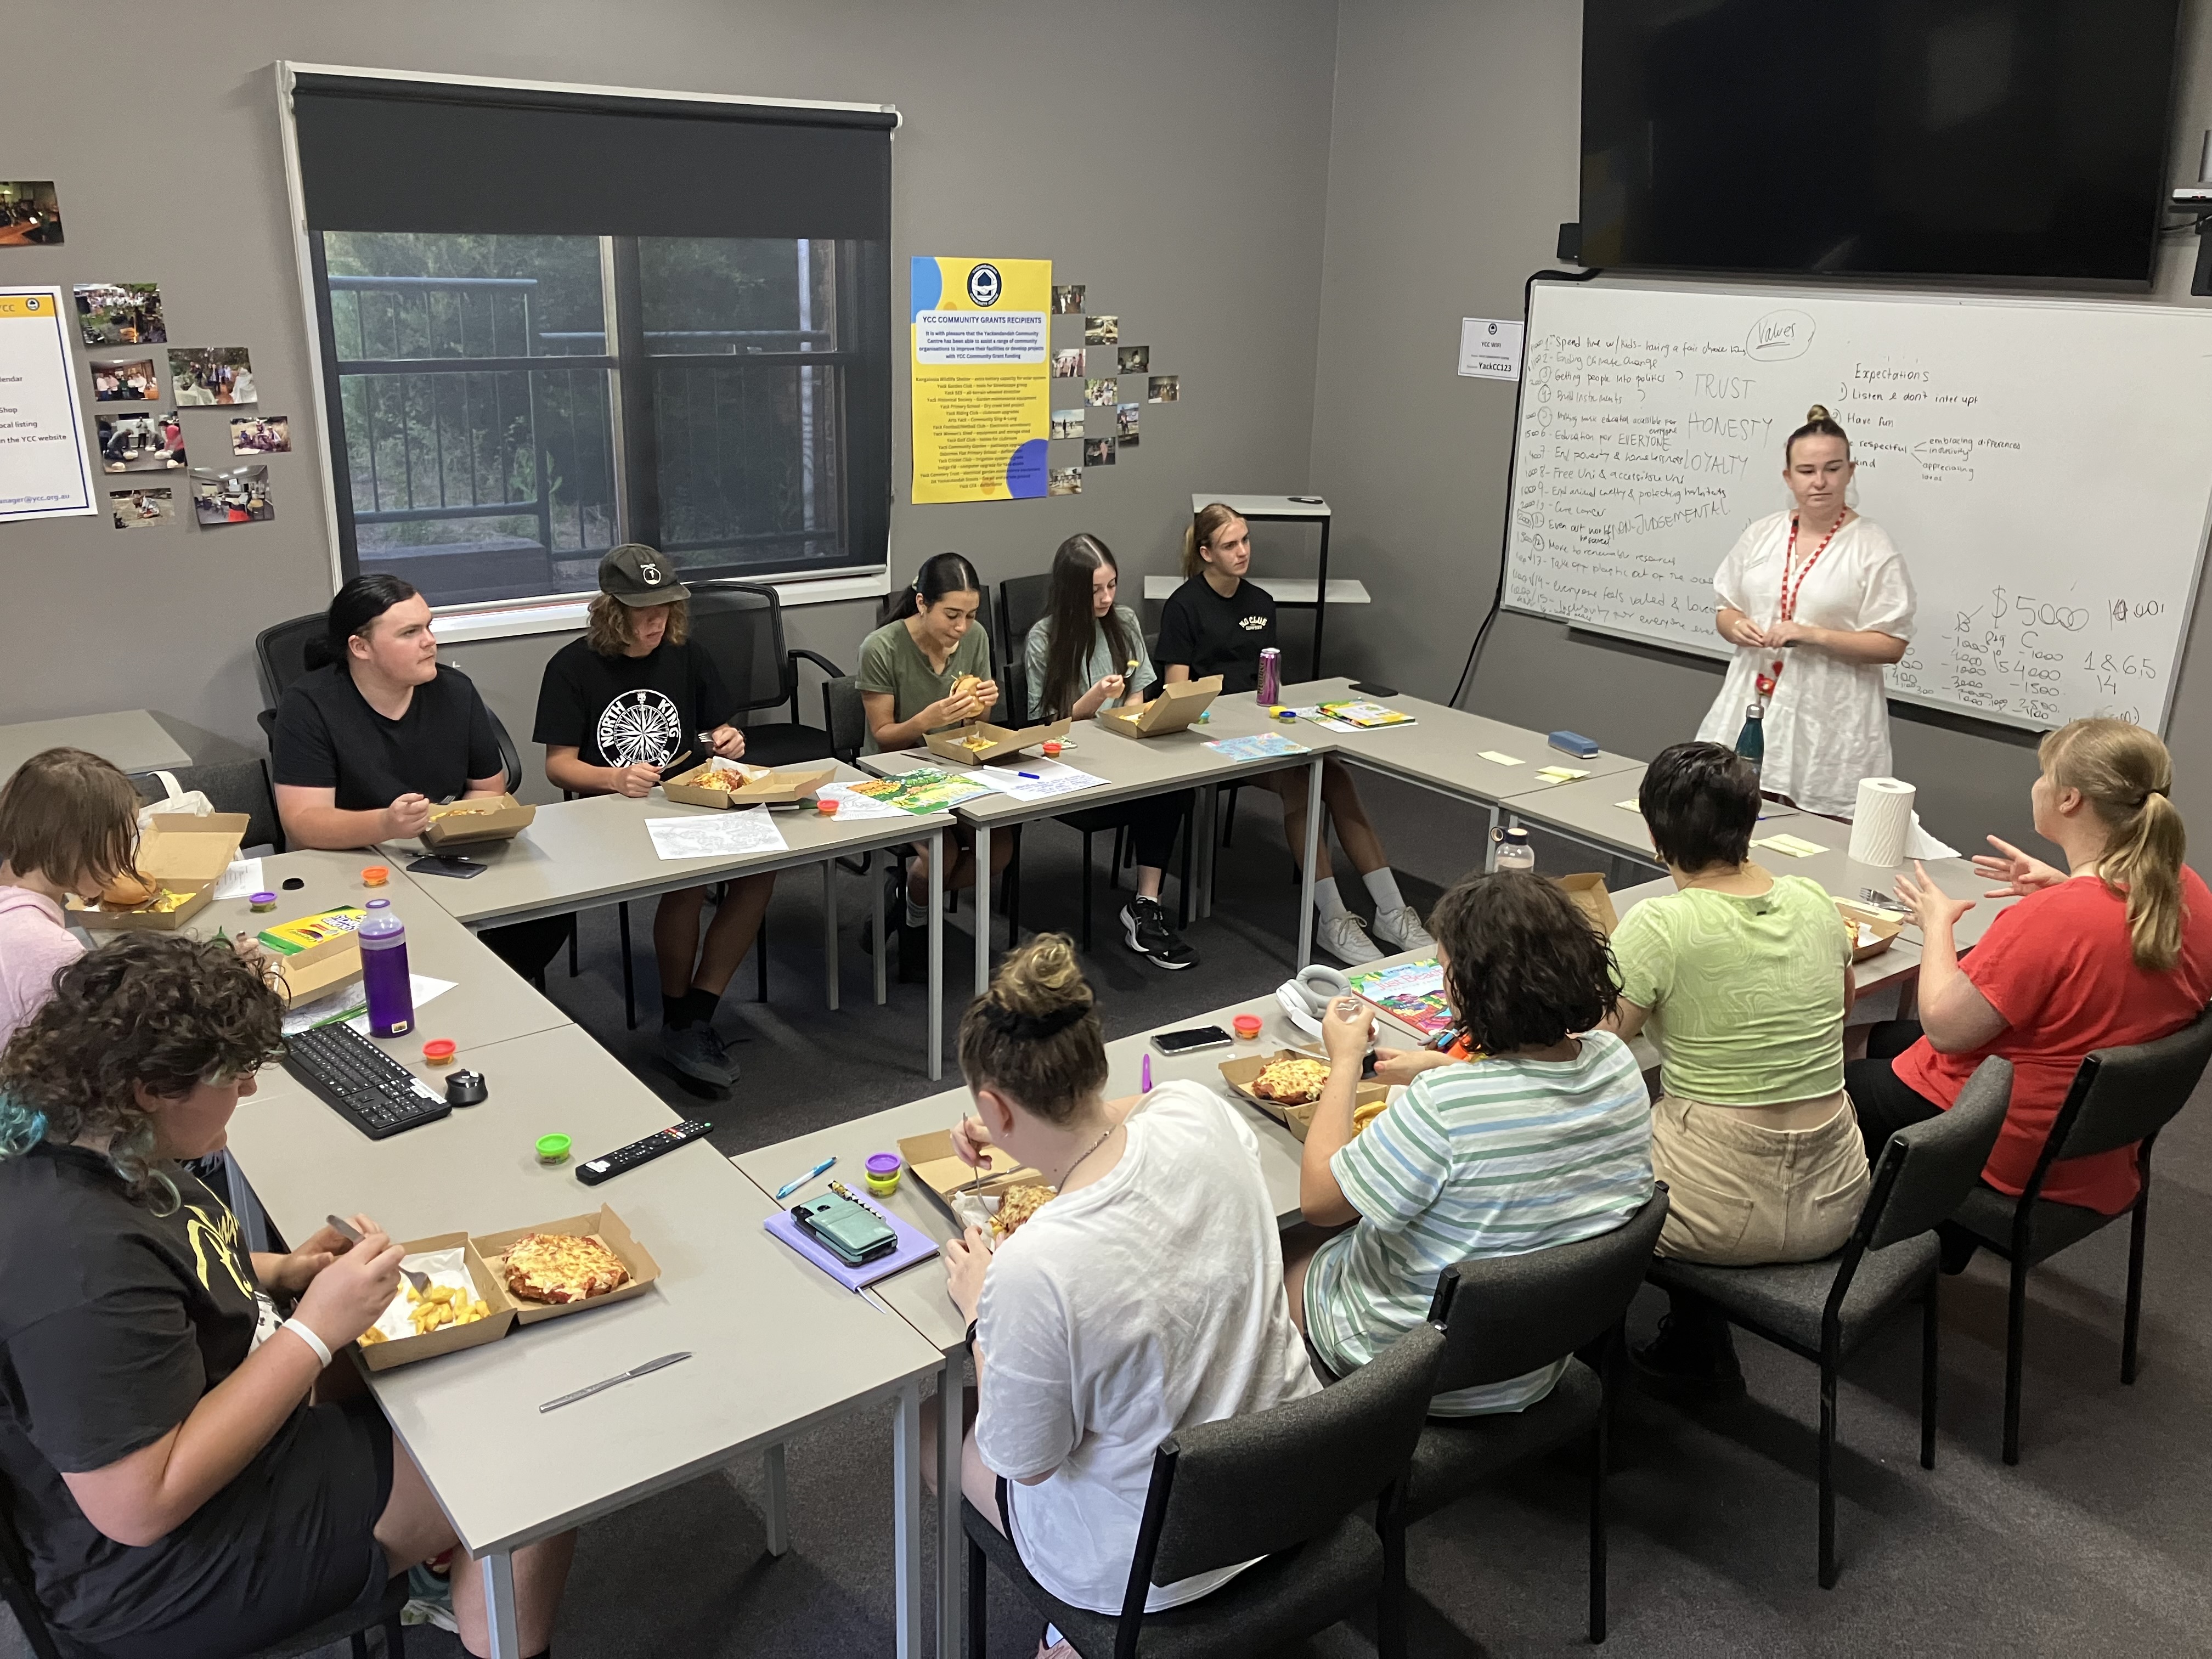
[[283, 1023, 451, 1140]]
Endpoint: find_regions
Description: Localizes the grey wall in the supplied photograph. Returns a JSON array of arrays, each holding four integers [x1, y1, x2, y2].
[[1307, 0, 2212, 861], [0, 0, 1339, 788]]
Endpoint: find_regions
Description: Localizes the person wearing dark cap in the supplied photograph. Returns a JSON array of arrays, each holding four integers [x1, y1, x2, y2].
[[534, 545, 770, 1090]]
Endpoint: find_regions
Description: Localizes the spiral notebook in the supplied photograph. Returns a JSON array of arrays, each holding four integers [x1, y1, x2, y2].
[[763, 1203, 941, 1291]]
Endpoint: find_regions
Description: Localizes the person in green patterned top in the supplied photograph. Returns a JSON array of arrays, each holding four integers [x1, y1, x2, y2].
[[1282, 870, 1654, 1415], [1605, 741, 1870, 1397]]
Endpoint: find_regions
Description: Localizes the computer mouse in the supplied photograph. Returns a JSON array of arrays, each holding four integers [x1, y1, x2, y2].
[[446, 1069, 489, 1106]]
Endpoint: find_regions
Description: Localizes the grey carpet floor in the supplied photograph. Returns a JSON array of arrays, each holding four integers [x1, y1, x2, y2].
[[8, 777, 2208, 1657]]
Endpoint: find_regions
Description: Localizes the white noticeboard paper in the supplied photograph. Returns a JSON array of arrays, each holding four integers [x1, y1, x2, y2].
[[0, 287, 95, 523], [1457, 317, 1523, 382]]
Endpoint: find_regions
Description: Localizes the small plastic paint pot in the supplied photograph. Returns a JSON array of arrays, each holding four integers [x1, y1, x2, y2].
[[422, 1039, 458, 1066], [1233, 1014, 1264, 1040], [1041, 741, 1063, 757], [361, 866, 390, 888], [817, 797, 841, 816], [249, 891, 278, 912], [864, 1152, 902, 1195], [535, 1133, 572, 1165]]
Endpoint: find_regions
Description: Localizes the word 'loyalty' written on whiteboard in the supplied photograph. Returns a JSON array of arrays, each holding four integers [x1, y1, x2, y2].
[[1503, 280, 2212, 733]]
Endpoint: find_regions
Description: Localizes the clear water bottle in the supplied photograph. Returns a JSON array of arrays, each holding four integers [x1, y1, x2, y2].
[[1257, 645, 1282, 705], [359, 898, 415, 1037], [1734, 701, 1765, 774], [1494, 825, 1535, 873]]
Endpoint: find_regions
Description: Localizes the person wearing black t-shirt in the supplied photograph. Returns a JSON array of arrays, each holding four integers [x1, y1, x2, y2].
[[0, 934, 573, 1659], [1158, 503, 1434, 966], [535, 545, 771, 1090]]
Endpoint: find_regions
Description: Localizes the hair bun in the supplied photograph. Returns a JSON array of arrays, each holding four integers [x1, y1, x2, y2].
[[1805, 403, 1832, 424]]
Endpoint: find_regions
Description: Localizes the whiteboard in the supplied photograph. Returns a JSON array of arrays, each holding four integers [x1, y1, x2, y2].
[[1503, 278, 2212, 734]]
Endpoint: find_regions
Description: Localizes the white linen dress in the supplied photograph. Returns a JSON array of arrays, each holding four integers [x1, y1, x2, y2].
[[1694, 511, 1916, 817]]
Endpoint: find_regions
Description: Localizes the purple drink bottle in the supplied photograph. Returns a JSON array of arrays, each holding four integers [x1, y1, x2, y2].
[[359, 898, 415, 1037], [1257, 645, 1282, 706]]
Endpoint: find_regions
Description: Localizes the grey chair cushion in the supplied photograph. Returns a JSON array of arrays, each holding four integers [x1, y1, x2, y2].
[[248, 1576, 407, 1658], [733, 722, 834, 768], [1949, 1182, 2117, 1266], [1402, 1357, 1601, 1525], [963, 1502, 1380, 1659], [1649, 1234, 1939, 1359]]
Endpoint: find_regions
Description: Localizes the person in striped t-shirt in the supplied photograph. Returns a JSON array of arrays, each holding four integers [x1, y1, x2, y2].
[[1284, 870, 1655, 1414]]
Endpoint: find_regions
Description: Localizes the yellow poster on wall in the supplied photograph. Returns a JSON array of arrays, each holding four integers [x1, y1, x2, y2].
[[910, 257, 1050, 504]]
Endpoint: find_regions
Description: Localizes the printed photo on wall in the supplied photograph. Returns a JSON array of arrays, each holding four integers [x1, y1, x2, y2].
[[97, 410, 186, 473], [1083, 438, 1116, 467], [1084, 315, 1119, 345], [230, 414, 291, 454], [1047, 467, 1082, 496], [1116, 403, 1141, 446], [190, 464, 273, 525], [76, 283, 165, 346], [1050, 409, 1084, 439], [1084, 376, 1118, 408], [0, 182, 63, 247], [171, 347, 256, 406], [1116, 346, 1149, 375], [1147, 375, 1180, 404], [109, 487, 172, 530], [91, 358, 159, 402], [1051, 347, 1085, 378], [1052, 285, 1085, 315]]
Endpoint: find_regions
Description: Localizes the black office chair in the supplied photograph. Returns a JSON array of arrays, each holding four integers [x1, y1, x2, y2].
[[255, 612, 324, 708], [1647, 1057, 2013, 1586], [1394, 1188, 1670, 1644], [128, 758, 285, 856], [1943, 1005, 2212, 1464], [965, 1323, 1446, 1659], [997, 571, 1054, 722], [686, 582, 845, 766]]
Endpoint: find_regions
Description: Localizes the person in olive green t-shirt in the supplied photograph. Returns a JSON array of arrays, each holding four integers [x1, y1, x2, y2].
[[856, 554, 1009, 975], [1604, 742, 1870, 1398]]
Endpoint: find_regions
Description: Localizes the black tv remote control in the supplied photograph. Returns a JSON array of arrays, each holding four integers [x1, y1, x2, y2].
[[575, 1120, 714, 1184]]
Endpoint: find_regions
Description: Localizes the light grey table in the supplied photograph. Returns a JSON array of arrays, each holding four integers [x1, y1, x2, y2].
[[230, 1022, 948, 1659], [0, 708, 191, 777]]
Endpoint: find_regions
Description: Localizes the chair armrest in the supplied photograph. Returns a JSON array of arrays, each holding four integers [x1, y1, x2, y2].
[[789, 648, 847, 680]]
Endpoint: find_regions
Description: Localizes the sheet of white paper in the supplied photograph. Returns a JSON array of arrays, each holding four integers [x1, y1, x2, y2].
[[646, 809, 790, 861], [1457, 317, 1525, 381], [213, 857, 266, 900], [975, 758, 1107, 803], [813, 782, 911, 821], [281, 973, 456, 1036]]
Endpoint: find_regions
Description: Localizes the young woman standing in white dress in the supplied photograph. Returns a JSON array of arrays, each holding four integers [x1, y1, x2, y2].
[[1694, 406, 1917, 817]]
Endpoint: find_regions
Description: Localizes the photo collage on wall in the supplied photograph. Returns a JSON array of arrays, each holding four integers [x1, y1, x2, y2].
[[1048, 282, 1179, 496]]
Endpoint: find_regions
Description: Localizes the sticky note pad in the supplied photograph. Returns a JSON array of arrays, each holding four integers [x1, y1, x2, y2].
[[1754, 833, 1826, 858], [1535, 766, 1589, 783], [1615, 799, 1641, 814], [1479, 751, 1524, 767]]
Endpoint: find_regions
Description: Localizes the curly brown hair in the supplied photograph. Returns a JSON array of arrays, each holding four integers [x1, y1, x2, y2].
[[586, 591, 690, 657], [1427, 870, 1620, 1054], [0, 933, 285, 1209]]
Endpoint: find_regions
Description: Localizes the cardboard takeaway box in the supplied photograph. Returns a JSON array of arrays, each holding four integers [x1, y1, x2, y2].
[[421, 793, 535, 849], [1097, 675, 1222, 739], [471, 1206, 662, 1326], [1556, 872, 1618, 936], [662, 759, 837, 809], [255, 906, 367, 1003], [925, 716, 1071, 766], [897, 1128, 1044, 1205], [1835, 898, 1905, 962], [1219, 1049, 1389, 1142], [66, 811, 249, 932], [354, 1233, 516, 1372]]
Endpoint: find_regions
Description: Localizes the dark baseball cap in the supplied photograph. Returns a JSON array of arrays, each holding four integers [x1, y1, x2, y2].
[[597, 543, 691, 606]]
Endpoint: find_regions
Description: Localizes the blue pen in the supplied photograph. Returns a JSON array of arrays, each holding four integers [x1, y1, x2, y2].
[[1018, 771, 1041, 780], [774, 1155, 836, 1200]]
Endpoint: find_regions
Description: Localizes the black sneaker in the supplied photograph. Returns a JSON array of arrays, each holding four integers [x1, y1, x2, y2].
[[659, 1023, 737, 1089], [1121, 897, 1198, 969], [1630, 1312, 1746, 1401]]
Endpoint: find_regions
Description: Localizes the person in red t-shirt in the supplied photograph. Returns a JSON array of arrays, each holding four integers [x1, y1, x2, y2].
[[1846, 718, 2209, 1218]]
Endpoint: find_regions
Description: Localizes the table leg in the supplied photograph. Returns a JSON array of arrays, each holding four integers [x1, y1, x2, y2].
[[1485, 804, 1500, 872], [1194, 785, 1216, 920], [763, 1442, 791, 1556], [972, 823, 992, 997], [822, 862, 840, 1012], [1312, 513, 1331, 680], [928, 830, 945, 1082], [893, 1378, 923, 1659], [481, 1550, 521, 1659], [936, 1348, 966, 1659], [873, 854, 889, 1007], [1297, 757, 1322, 968]]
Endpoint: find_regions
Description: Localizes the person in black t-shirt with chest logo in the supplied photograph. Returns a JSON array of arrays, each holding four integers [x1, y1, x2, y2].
[[0, 934, 574, 1659], [534, 545, 771, 1090], [1156, 503, 1435, 966]]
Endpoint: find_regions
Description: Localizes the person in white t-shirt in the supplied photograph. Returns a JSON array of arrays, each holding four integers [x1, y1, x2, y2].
[[924, 934, 1318, 1641]]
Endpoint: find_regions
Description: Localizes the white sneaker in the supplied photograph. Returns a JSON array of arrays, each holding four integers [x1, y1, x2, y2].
[[1371, 904, 1436, 953], [1317, 912, 1384, 964]]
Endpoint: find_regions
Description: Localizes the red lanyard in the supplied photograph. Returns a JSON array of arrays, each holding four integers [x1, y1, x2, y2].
[[1756, 516, 1840, 698]]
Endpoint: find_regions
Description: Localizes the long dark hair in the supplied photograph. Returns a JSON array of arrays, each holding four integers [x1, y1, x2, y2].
[[882, 552, 983, 624], [1039, 535, 1137, 720], [308, 573, 419, 672]]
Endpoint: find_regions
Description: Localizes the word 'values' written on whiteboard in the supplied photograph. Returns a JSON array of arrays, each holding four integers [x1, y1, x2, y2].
[[1502, 279, 2212, 734], [0, 287, 96, 524]]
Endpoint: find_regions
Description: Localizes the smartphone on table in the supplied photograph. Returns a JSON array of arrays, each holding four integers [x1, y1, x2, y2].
[[1153, 1025, 1234, 1057]]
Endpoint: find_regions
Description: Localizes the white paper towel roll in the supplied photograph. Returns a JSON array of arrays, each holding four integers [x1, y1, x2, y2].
[[1849, 777, 1916, 866]]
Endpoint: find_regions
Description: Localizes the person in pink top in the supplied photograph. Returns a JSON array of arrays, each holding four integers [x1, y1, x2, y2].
[[0, 748, 142, 1053]]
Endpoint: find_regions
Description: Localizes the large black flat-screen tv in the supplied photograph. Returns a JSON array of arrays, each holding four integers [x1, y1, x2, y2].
[[1580, 0, 2183, 286]]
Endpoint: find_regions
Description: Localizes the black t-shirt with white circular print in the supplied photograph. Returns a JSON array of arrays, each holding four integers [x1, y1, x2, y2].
[[533, 636, 734, 770]]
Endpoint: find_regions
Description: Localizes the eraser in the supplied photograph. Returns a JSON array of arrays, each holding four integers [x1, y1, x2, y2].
[[1548, 730, 1601, 759]]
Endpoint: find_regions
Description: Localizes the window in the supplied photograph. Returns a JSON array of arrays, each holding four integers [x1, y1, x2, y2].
[[285, 70, 893, 610]]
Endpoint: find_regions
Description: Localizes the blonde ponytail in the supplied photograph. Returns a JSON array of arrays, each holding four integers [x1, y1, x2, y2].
[[957, 933, 1107, 1122], [1183, 502, 1244, 579], [2039, 718, 2190, 971]]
